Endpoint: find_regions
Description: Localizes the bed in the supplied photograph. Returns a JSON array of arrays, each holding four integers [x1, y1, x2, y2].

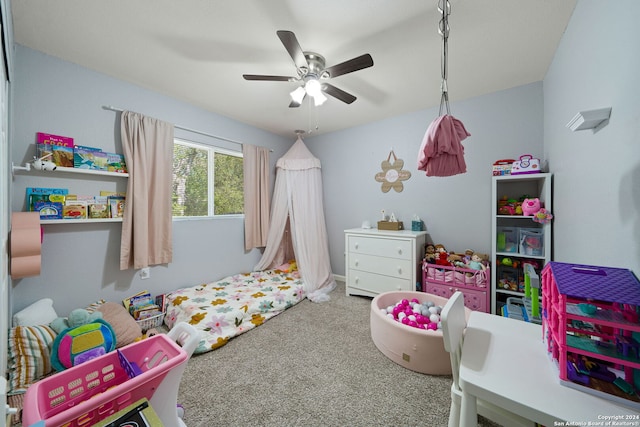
[[164, 265, 305, 354]]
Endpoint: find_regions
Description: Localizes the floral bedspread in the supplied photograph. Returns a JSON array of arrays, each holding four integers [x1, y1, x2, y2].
[[164, 269, 305, 354]]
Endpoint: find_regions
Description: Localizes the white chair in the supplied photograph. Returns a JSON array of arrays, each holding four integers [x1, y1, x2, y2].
[[440, 291, 535, 427]]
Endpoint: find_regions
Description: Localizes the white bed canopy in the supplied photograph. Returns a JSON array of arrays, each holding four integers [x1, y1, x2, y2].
[[254, 135, 336, 302]]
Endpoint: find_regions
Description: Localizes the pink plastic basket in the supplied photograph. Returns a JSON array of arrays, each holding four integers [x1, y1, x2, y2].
[[23, 333, 187, 427]]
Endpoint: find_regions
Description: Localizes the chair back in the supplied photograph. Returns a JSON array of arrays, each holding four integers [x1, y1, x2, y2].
[[441, 291, 466, 390]]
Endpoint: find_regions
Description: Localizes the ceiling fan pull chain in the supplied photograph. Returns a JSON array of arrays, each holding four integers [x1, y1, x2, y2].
[[438, 0, 451, 116]]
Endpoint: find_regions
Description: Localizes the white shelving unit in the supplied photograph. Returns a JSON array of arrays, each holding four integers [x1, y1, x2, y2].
[[490, 173, 552, 314], [14, 165, 128, 224]]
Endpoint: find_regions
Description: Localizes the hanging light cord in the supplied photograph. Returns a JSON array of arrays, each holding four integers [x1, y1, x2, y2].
[[438, 0, 451, 116]]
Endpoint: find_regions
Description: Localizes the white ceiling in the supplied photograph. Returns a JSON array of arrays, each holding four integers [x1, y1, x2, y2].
[[11, 0, 576, 138]]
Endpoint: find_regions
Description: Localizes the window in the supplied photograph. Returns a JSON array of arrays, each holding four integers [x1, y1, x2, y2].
[[172, 139, 244, 217]]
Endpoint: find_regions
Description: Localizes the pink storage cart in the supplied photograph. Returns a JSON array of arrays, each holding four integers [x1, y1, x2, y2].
[[541, 262, 640, 409], [23, 322, 199, 427]]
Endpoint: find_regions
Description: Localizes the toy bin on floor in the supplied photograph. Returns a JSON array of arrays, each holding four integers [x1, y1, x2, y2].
[[23, 322, 199, 427], [370, 291, 469, 375]]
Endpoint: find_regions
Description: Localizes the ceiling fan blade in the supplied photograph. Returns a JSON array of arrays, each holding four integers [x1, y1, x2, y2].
[[277, 30, 308, 70], [324, 54, 374, 78], [243, 74, 294, 81], [322, 83, 357, 104]]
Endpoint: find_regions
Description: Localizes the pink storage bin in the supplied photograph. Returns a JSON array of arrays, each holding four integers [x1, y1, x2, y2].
[[23, 323, 197, 427]]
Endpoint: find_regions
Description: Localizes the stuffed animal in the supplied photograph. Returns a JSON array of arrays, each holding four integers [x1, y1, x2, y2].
[[466, 254, 486, 271], [50, 308, 103, 334], [434, 244, 451, 266], [521, 198, 541, 216], [424, 244, 437, 263], [533, 208, 553, 224]]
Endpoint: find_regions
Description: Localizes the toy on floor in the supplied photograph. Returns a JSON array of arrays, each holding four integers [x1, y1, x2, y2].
[[50, 308, 103, 334], [380, 297, 443, 331]]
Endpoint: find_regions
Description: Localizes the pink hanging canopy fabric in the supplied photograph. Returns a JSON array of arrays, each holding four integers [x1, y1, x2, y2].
[[417, 114, 470, 177], [254, 136, 336, 302]]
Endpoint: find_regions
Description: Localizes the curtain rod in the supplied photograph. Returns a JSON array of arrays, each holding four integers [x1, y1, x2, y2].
[[102, 105, 273, 151]]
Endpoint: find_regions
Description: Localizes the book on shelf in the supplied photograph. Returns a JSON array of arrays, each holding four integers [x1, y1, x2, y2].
[[37, 132, 74, 167], [73, 145, 127, 173], [26, 187, 68, 212], [63, 200, 88, 220], [108, 195, 126, 218], [33, 201, 63, 219]]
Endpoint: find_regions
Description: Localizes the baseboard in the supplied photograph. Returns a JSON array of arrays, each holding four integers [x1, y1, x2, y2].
[[333, 274, 345, 283]]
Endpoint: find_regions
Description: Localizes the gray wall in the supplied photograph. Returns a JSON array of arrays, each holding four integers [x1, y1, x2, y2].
[[306, 82, 544, 277], [11, 46, 290, 314], [543, 0, 640, 274]]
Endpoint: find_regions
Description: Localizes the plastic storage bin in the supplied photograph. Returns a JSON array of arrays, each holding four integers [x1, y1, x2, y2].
[[519, 228, 543, 256], [23, 322, 198, 427], [496, 226, 518, 253]]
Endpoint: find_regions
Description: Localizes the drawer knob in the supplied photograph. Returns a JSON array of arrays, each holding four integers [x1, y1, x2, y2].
[[354, 260, 359, 267], [397, 247, 403, 255], [355, 243, 359, 250], [397, 267, 402, 274]]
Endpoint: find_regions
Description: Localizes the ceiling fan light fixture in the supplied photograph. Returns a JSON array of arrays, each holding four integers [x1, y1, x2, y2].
[[290, 86, 306, 104], [313, 92, 327, 106], [304, 78, 322, 97]]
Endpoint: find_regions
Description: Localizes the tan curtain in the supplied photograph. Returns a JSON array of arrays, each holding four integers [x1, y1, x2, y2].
[[242, 144, 270, 250], [119, 111, 174, 270]]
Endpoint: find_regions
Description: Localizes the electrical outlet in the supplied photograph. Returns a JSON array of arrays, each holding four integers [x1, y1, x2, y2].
[[140, 267, 151, 280]]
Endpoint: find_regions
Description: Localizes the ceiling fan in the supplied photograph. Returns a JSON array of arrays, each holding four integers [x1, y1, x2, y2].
[[243, 30, 374, 108]]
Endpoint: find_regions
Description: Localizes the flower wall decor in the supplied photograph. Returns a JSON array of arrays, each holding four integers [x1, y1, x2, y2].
[[374, 150, 411, 193]]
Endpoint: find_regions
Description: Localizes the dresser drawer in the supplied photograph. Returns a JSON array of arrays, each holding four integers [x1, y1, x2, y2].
[[348, 253, 412, 280], [347, 269, 413, 295], [347, 235, 412, 260]]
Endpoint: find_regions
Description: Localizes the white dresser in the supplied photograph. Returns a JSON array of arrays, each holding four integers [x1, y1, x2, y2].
[[345, 228, 428, 297]]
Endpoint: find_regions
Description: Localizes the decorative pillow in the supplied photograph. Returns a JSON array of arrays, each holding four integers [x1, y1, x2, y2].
[[51, 319, 116, 371], [7, 325, 57, 394], [97, 302, 142, 348], [12, 298, 58, 327]]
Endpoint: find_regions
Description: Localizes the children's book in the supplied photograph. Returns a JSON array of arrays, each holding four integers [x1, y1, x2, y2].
[[97, 398, 162, 427], [26, 187, 68, 211], [37, 132, 74, 167]]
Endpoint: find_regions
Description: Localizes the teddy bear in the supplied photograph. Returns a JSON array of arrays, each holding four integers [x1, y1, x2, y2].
[[50, 308, 103, 334], [521, 198, 541, 216]]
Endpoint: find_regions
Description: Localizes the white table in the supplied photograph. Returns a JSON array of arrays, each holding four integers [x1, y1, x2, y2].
[[458, 311, 639, 426]]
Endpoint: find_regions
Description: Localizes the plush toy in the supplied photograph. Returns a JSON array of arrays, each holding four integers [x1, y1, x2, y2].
[[424, 244, 436, 263], [521, 198, 541, 216], [50, 308, 103, 334], [434, 244, 451, 266], [533, 208, 554, 224], [466, 254, 486, 271]]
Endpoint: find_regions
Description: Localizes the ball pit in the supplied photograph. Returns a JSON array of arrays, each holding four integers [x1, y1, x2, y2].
[[370, 291, 469, 375]]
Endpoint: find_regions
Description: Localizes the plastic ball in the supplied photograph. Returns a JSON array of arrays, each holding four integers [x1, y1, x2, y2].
[[427, 322, 438, 331], [430, 313, 440, 323], [401, 299, 409, 306], [428, 306, 439, 315], [408, 314, 416, 322], [401, 317, 409, 325], [408, 320, 417, 328]]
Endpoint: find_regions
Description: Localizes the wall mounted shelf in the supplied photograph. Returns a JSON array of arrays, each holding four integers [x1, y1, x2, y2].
[[14, 165, 129, 178]]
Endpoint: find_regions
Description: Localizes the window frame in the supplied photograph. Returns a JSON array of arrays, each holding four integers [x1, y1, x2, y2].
[[172, 138, 244, 220]]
